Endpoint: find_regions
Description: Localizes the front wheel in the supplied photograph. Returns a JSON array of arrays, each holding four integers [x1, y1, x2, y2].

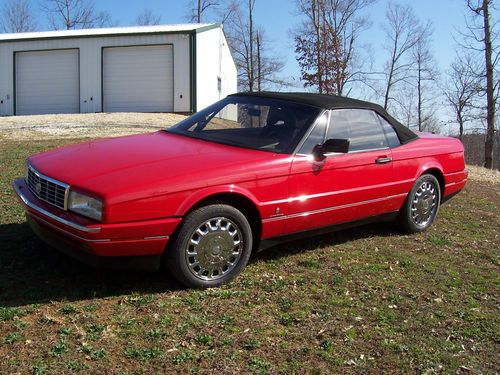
[[399, 174, 441, 233], [164, 204, 253, 288]]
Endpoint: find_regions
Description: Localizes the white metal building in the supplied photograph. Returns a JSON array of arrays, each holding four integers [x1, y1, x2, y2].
[[0, 24, 237, 116]]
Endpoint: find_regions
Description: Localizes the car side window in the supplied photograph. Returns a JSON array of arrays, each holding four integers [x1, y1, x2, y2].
[[297, 111, 328, 154], [376, 113, 401, 148], [327, 109, 388, 152]]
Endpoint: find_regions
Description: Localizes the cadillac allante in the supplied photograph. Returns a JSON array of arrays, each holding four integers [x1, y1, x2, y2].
[[12, 92, 467, 287]]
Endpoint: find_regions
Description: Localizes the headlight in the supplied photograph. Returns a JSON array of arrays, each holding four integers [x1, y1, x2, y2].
[[68, 191, 102, 221]]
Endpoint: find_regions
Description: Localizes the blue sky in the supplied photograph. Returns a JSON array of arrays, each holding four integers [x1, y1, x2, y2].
[[1, 0, 495, 94], [89, 0, 476, 90]]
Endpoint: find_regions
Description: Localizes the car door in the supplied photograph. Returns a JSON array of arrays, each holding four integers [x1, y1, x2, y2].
[[285, 108, 399, 235]]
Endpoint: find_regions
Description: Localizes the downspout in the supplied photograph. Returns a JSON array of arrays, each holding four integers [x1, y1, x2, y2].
[[219, 26, 223, 100], [189, 31, 197, 112]]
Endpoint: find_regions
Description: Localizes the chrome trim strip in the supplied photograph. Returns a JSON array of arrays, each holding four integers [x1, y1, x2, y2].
[[27, 164, 69, 189], [262, 193, 408, 223], [445, 179, 467, 187], [30, 214, 109, 242], [27, 164, 70, 211], [13, 179, 101, 233], [31, 214, 169, 243], [143, 235, 169, 240], [343, 146, 390, 155], [63, 186, 70, 210], [261, 180, 415, 206], [444, 170, 468, 177]]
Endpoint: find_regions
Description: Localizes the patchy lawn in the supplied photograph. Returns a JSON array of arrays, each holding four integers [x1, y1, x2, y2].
[[0, 112, 186, 140], [0, 135, 499, 374]]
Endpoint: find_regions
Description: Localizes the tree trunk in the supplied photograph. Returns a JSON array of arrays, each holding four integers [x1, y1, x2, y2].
[[483, 0, 495, 168], [257, 32, 261, 92], [313, 0, 322, 94], [197, 0, 201, 23], [248, 0, 254, 92], [458, 111, 464, 139], [417, 59, 422, 131], [384, 38, 397, 110], [65, 1, 70, 30]]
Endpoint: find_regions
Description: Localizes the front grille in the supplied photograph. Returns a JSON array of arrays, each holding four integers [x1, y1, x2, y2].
[[27, 165, 68, 210]]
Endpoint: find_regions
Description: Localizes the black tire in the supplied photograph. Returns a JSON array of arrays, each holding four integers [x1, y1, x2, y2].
[[164, 204, 253, 288], [399, 174, 441, 233]]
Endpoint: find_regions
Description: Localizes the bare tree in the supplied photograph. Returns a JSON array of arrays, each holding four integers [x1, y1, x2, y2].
[[224, 0, 285, 91], [382, 2, 426, 110], [443, 54, 481, 138], [412, 33, 439, 132], [42, 0, 115, 30], [463, 0, 498, 168], [392, 83, 417, 128], [186, 0, 220, 23], [136, 8, 161, 26], [293, 0, 376, 96], [1, 0, 38, 33]]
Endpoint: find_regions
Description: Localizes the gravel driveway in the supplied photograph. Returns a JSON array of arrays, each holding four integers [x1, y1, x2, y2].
[[0, 112, 186, 140]]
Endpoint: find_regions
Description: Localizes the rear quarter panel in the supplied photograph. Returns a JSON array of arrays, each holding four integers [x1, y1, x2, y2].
[[391, 135, 466, 200]]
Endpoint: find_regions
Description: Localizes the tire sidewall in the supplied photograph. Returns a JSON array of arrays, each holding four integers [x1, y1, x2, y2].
[[167, 204, 253, 288], [402, 174, 441, 233]]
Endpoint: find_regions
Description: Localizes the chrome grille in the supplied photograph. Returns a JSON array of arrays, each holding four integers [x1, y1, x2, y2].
[[27, 165, 68, 210]]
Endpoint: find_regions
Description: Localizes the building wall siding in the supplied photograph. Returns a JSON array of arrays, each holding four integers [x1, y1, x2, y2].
[[195, 27, 237, 112], [0, 33, 192, 115]]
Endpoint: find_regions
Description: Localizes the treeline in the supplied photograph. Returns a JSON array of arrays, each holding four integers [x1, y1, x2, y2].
[[0, 0, 498, 168], [462, 134, 500, 170]]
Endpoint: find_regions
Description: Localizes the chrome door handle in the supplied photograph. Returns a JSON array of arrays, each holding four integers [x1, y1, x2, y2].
[[375, 156, 392, 164]]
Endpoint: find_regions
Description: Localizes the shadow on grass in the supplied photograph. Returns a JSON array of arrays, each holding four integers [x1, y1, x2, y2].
[[0, 222, 182, 308], [254, 221, 401, 263], [0, 220, 401, 307]]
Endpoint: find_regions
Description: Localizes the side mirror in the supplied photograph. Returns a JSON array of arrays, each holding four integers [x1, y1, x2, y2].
[[312, 138, 350, 161]]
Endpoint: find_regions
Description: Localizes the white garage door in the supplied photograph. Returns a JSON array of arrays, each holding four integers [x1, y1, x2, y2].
[[15, 49, 79, 115], [103, 45, 174, 112]]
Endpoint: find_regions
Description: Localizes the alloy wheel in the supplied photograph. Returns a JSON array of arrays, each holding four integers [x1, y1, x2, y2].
[[185, 217, 243, 281], [410, 181, 438, 227]]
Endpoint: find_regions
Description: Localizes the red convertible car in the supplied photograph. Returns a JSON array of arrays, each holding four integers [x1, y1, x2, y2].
[[13, 92, 467, 287]]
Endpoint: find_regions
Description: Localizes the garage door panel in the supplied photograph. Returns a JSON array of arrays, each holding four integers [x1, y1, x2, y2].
[[103, 45, 173, 113], [15, 49, 79, 115]]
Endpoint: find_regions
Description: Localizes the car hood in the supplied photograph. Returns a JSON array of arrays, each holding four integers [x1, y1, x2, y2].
[[29, 131, 291, 203]]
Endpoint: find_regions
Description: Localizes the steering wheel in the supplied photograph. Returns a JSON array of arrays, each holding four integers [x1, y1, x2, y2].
[[260, 109, 296, 140]]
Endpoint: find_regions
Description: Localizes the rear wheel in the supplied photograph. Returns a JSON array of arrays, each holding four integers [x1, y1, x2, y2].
[[165, 204, 253, 288], [399, 174, 441, 233]]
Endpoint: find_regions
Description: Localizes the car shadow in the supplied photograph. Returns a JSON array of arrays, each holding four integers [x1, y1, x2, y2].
[[0, 222, 182, 308], [253, 221, 402, 263], [0, 220, 402, 308]]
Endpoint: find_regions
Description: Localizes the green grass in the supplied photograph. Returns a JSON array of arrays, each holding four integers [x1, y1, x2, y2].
[[0, 137, 499, 373]]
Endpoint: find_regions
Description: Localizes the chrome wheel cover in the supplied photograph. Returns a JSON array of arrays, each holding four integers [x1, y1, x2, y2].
[[185, 217, 243, 281], [410, 181, 438, 227]]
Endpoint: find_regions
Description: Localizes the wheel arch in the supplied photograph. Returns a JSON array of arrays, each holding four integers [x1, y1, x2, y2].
[[420, 167, 445, 200], [176, 187, 263, 245]]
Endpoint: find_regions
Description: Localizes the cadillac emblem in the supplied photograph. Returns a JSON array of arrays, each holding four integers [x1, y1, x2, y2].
[[35, 182, 42, 194]]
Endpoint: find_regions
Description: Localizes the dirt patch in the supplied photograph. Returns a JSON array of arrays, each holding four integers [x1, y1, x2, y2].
[[0, 112, 187, 140], [467, 165, 500, 184]]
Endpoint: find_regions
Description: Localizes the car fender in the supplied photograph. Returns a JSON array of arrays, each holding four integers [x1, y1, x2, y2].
[[175, 185, 262, 217], [413, 159, 444, 181]]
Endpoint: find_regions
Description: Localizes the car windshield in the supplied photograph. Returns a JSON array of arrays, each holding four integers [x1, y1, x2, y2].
[[166, 96, 321, 153]]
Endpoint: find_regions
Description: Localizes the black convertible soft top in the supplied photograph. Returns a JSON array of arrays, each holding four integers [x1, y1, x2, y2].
[[231, 91, 418, 144]]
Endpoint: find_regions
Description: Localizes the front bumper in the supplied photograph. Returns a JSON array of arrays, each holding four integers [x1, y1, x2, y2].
[[12, 178, 182, 269]]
